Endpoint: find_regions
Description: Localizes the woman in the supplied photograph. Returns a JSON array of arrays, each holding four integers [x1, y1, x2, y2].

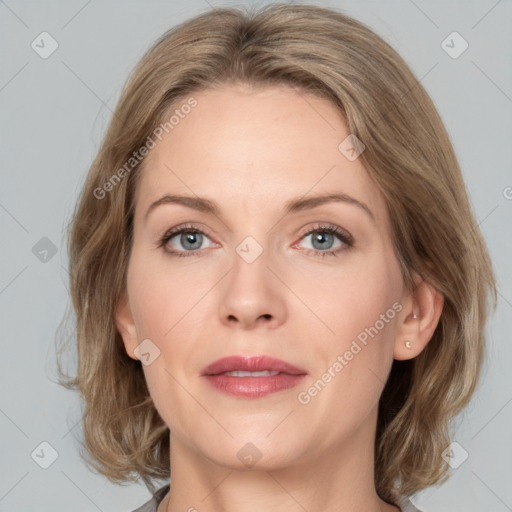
[[59, 4, 496, 511]]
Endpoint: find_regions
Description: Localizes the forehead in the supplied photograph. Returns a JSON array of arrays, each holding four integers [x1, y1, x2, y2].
[[135, 84, 388, 224]]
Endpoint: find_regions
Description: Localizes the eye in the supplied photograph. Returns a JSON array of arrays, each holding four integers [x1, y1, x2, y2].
[[158, 223, 353, 258], [295, 224, 353, 257], [159, 224, 215, 257]]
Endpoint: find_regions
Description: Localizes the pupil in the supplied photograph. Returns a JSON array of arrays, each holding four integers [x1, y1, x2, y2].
[[182, 231, 202, 250], [313, 232, 333, 250]]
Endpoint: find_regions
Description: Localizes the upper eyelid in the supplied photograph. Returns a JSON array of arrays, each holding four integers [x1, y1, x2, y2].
[[162, 222, 213, 238]]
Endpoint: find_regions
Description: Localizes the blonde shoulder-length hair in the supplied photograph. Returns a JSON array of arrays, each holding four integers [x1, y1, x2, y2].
[[57, 2, 496, 504]]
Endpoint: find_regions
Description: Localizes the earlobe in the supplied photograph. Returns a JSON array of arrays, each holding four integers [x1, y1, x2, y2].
[[115, 293, 139, 360], [394, 275, 444, 361]]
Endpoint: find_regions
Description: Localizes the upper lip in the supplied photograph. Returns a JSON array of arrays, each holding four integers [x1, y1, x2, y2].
[[201, 355, 307, 376]]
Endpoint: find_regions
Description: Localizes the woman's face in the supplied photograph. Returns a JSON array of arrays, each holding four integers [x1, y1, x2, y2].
[[118, 83, 412, 471]]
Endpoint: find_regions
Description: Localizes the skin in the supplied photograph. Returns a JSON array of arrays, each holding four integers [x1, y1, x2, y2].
[[116, 83, 443, 512]]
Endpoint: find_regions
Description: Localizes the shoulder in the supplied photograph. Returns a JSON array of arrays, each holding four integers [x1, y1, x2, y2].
[[395, 495, 423, 512], [130, 484, 170, 512]]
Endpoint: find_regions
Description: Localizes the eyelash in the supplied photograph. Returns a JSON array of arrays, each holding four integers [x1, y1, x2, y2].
[[157, 223, 353, 258]]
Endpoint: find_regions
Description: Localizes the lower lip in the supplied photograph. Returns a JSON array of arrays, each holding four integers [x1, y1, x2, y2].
[[203, 373, 307, 398]]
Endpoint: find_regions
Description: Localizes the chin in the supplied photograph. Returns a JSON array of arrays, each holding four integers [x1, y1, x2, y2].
[[198, 435, 305, 472]]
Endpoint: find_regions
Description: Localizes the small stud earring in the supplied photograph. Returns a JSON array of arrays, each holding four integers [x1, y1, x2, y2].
[[412, 313, 418, 319], [405, 340, 412, 349]]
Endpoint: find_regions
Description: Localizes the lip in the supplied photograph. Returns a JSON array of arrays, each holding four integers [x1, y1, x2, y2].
[[201, 355, 308, 399], [201, 355, 307, 376]]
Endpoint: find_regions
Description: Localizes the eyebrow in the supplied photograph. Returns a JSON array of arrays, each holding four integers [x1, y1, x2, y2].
[[144, 192, 374, 222]]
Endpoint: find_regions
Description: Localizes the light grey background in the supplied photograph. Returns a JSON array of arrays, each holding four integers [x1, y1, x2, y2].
[[1, 0, 511, 511]]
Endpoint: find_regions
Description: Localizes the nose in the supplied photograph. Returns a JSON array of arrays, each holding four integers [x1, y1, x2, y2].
[[218, 245, 288, 330]]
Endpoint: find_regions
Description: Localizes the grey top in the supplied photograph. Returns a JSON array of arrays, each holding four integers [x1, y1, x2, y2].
[[131, 484, 169, 512], [131, 484, 423, 511]]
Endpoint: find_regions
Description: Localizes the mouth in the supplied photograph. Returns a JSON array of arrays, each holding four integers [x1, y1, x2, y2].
[[201, 355, 307, 398], [219, 370, 282, 377]]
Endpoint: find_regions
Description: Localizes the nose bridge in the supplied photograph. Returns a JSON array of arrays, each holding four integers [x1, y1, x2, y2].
[[217, 232, 287, 329], [229, 233, 273, 298], [235, 234, 267, 266]]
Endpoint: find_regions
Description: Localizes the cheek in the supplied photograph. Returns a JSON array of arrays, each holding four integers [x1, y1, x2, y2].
[[307, 251, 403, 409], [297, 258, 402, 431], [126, 253, 198, 433], [300, 250, 402, 347], [127, 246, 204, 339], [125, 247, 210, 383]]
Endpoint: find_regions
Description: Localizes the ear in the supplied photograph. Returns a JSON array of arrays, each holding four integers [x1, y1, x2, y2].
[[394, 273, 444, 361], [115, 292, 139, 360]]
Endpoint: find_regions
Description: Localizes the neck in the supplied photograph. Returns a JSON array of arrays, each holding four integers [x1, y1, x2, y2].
[[161, 411, 400, 512]]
